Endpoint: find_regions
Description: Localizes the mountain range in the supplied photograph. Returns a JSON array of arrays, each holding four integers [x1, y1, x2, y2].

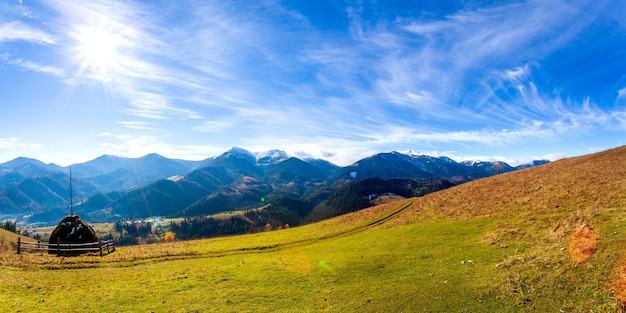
[[0, 148, 548, 224]]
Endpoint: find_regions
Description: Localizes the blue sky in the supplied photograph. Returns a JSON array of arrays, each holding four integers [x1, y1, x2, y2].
[[1, 0, 625, 166]]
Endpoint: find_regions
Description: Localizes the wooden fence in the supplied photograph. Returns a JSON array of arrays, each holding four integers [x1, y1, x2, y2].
[[16, 237, 115, 257]]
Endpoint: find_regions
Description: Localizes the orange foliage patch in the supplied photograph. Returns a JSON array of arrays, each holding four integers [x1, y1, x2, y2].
[[164, 231, 175, 242], [613, 261, 626, 308], [567, 225, 597, 263]]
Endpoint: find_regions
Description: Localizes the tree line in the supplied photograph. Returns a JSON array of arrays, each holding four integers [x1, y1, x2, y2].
[[170, 196, 312, 240], [109, 178, 453, 244], [113, 220, 162, 245], [1, 220, 17, 233]]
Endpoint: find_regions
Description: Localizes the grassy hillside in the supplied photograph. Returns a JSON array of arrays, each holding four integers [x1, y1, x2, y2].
[[394, 145, 626, 221], [390, 145, 626, 310], [0, 228, 35, 253], [1, 146, 626, 312]]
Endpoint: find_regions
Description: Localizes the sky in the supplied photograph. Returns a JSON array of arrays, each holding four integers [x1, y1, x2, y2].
[[1, 0, 625, 167]]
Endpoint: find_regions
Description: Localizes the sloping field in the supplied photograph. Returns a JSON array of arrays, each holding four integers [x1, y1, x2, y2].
[[1, 146, 626, 312], [0, 228, 35, 254], [389, 145, 626, 310]]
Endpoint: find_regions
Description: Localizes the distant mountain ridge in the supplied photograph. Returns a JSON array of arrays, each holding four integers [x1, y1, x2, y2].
[[0, 147, 549, 224], [0, 157, 64, 188]]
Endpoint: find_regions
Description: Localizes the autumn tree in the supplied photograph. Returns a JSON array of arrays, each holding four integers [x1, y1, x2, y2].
[[164, 231, 175, 242]]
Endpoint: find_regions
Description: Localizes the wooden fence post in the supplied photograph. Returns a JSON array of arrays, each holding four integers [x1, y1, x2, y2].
[[57, 237, 61, 255], [99, 240, 103, 257], [17, 237, 20, 254]]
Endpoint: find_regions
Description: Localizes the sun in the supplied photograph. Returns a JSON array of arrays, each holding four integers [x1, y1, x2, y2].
[[73, 25, 122, 78]]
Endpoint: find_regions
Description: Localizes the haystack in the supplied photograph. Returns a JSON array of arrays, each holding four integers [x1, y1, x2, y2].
[[48, 215, 98, 254]]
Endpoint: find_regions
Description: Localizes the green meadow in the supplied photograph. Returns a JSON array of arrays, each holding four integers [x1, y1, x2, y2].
[[2, 194, 625, 312]]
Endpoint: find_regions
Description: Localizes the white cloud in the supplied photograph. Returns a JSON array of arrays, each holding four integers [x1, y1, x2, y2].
[[9, 58, 65, 77], [0, 137, 42, 150], [444, 152, 565, 167], [42, 1, 205, 121], [2, 0, 623, 167], [124, 99, 203, 120], [193, 120, 237, 133], [0, 21, 56, 44], [365, 122, 555, 147], [244, 140, 378, 167], [0, 137, 24, 149], [504, 64, 531, 81], [618, 88, 626, 100], [100, 134, 158, 158], [99, 134, 220, 161], [117, 121, 158, 131], [359, 0, 611, 128]]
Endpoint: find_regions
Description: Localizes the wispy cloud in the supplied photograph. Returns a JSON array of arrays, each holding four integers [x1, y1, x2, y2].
[[99, 132, 220, 161], [40, 0, 626, 129], [2, 0, 625, 165], [444, 152, 565, 167], [42, 0, 204, 121], [364, 122, 553, 147], [9, 58, 64, 77], [0, 21, 56, 44], [117, 121, 159, 132], [100, 134, 159, 157], [0, 137, 42, 150], [121, 91, 203, 120], [310, 0, 616, 131], [193, 119, 238, 134]]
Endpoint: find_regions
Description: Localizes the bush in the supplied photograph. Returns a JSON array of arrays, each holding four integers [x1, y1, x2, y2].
[[164, 231, 175, 242]]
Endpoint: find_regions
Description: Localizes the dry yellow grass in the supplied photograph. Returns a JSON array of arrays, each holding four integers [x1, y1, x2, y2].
[[393, 145, 626, 223], [613, 260, 626, 310], [0, 228, 35, 252], [402, 146, 626, 238]]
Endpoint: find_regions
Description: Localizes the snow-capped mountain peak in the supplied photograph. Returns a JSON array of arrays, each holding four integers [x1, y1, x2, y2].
[[224, 147, 256, 159], [256, 149, 289, 166], [461, 160, 483, 167]]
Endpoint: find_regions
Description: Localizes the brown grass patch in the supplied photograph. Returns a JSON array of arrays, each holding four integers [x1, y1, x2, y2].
[[613, 261, 626, 309], [480, 227, 519, 247], [567, 224, 597, 263]]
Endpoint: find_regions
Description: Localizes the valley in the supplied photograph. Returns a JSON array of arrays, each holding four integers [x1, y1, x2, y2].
[[0, 147, 545, 229], [1, 146, 626, 311]]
